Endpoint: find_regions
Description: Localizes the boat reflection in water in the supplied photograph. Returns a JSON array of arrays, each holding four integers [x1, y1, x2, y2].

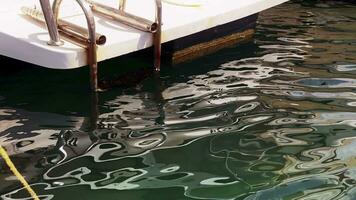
[[2, 1, 356, 199]]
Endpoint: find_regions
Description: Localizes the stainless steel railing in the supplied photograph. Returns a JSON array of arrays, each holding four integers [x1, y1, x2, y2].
[[87, 0, 162, 71], [39, 0, 62, 46], [53, 0, 99, 91], [23, 0, 163, 91]]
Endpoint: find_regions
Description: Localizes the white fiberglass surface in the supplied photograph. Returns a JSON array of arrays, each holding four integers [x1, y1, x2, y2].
[[0, 0, 288, 69]]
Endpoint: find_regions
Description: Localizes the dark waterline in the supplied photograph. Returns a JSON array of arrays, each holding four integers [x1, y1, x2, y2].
[[1, 1, 356, 199]]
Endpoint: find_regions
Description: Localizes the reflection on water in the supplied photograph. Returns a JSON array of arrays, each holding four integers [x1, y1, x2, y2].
[[2, 1, 356, 199]]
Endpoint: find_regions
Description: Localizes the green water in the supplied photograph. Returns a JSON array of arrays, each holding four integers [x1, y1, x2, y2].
[[1, 1, 356, 199]]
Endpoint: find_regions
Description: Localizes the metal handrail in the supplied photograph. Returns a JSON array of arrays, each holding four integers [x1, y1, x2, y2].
[[52, 0, 99, 91], [33, 0, 162, 91], [39, 0, 63, 46], [119, 0, 162, 71], [154, 0, 162, 71], [21, 7, 106, 47], [89, 0, 163, 71]]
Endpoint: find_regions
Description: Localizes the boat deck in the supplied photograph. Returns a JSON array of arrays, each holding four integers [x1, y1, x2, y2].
[[0, 0, 288, 69]]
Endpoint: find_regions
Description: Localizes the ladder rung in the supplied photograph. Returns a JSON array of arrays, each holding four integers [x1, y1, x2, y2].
[[87, 0, 158, 33]]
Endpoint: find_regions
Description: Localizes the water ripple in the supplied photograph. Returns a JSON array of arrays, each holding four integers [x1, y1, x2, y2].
[[2, 1, 356, 199]]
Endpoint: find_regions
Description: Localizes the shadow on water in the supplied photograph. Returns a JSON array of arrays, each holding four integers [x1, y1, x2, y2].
[[2, 1, 356, 199]]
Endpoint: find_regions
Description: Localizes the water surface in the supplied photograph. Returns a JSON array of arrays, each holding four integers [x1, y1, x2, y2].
[[1, 1, 356, 199]]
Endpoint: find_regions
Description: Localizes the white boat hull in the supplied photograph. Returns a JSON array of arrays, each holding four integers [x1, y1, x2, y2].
[[0, 0, 288, 69]]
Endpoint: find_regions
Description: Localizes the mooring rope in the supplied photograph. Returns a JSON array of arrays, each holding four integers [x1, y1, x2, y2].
[[0, 146, 40, 200]]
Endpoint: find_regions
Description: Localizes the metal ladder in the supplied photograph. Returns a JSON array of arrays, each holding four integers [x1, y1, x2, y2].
[[24, 0, 162, 92]]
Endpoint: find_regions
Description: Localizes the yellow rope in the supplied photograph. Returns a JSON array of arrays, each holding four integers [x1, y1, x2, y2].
[[0, 146, 40, 200]]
